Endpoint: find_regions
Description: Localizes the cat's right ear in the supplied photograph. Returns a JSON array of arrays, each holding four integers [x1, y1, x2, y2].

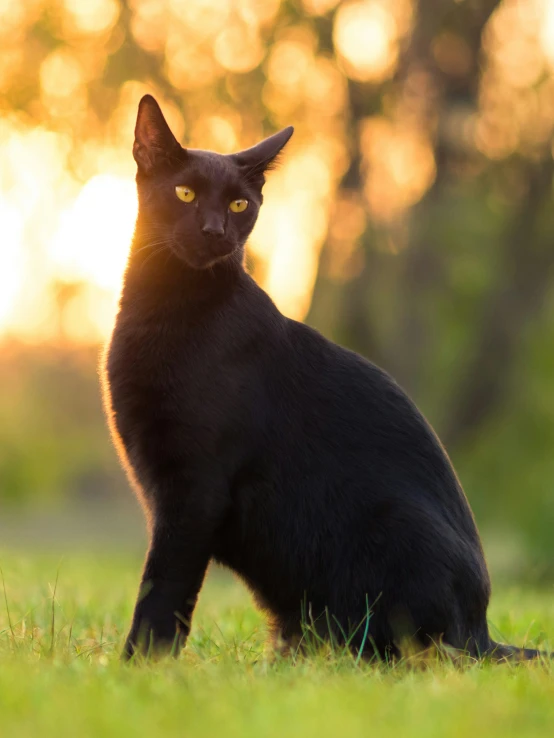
[[229, 126, 294, 179], [133, 95, 183, 174]]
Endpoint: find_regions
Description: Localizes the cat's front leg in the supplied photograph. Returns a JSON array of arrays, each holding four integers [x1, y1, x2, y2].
[[123, 481, 229, 660]]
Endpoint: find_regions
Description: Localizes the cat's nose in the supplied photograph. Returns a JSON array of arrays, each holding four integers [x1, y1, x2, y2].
[[202, 224, 225, 239]]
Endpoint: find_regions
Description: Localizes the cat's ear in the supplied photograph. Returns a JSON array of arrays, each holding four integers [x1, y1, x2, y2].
[[230, 126, 294, 178], [133, 95, 183, 174]]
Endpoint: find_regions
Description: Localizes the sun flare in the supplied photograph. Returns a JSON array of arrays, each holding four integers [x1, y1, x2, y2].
[[50, 175, 138, 292], [0, 196, 25, 328]]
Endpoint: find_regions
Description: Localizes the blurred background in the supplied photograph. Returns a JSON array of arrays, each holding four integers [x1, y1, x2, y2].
[[1, 0, 554, 580]]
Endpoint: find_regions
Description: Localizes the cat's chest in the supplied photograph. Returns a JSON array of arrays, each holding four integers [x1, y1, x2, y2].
[[106, 310, 261, 483], [106, 315, 212, 429]]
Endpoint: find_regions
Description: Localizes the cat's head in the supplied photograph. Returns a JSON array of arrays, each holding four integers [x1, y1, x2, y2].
[[133, 95, 293, 270]]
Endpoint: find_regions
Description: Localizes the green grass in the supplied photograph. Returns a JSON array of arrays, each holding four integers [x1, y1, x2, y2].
[[0, 550, 553, 738]]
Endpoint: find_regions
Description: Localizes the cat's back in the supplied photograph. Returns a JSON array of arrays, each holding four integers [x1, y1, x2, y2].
[[216, 315, 487, 614], [262, 317, 479, 537], [276, 316, 435, 446]]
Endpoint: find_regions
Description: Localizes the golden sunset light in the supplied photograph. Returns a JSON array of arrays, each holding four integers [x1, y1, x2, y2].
[[4, 0, 554, 720], [0, 196, 24, 327], [50, 175, 137, 292], [2, 0, 554, 342]]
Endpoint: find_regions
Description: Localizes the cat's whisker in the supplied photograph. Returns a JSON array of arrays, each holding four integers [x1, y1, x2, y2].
[[133, 240, 168, 257], [133, 233, 176, 252], [133, 229, 168, 244], [138, 241, 174, 274]]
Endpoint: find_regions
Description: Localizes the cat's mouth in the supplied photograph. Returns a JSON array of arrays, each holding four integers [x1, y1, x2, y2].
[[174, 237, 237, 270]]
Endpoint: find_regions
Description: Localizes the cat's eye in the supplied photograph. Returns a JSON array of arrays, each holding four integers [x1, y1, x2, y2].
[[229, 199, 248, 213], [175, 186, 196, 203]]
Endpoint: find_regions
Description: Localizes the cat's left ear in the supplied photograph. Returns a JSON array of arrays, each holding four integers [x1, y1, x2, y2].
[[133, 95, 183, 174], [230, 126, 294, 178]]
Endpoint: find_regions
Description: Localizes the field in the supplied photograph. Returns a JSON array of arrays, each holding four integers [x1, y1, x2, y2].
[[0, 551, 553, 738]]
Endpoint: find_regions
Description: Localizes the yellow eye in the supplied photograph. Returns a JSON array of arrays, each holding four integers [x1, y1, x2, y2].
[[175, 185, 195, 203], [229, 199, 248, 213]]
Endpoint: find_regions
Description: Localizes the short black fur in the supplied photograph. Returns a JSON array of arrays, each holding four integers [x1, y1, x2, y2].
[[103, 95, 541, 662]]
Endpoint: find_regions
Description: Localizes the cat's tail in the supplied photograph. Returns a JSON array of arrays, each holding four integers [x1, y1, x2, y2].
[[486, 641, 552, 663]]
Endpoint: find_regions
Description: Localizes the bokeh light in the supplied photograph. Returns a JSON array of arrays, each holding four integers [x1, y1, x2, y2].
[[333, 0, 401, 83], [62, 0, 120, 36], [361, 118, 436, 223], [2, 0, 554, 342]]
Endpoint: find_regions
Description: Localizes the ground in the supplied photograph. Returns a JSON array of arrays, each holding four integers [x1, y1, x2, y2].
[[0, 551, 553, 738]]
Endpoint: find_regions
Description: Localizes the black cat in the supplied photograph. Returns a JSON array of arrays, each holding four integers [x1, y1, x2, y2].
[[103, 95, 541, 662]]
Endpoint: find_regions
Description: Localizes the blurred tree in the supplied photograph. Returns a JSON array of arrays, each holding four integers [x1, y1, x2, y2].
[[306, 0, 554, 559], [310, 0, 503, 403]]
